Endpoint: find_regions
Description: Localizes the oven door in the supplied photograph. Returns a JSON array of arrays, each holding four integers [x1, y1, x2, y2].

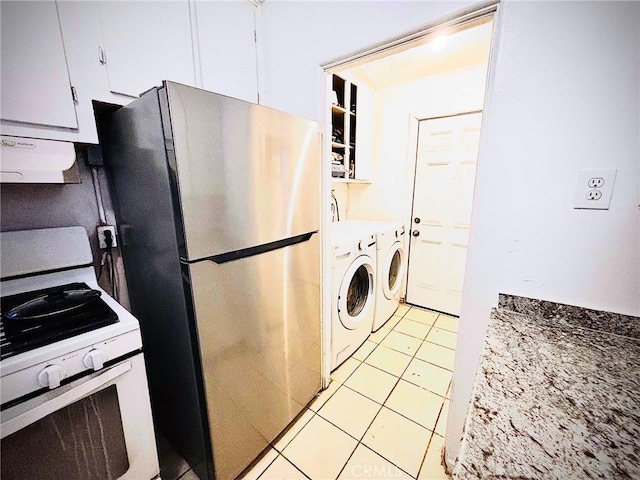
[[0, 354, 159, 480]]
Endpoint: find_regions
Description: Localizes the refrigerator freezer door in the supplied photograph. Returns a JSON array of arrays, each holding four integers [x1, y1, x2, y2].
[[163, 82, 320, 261], [187, 233, 321, 480]]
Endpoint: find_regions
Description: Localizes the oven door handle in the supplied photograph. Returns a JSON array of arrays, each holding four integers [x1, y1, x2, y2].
[[1, 360, 132, 439]]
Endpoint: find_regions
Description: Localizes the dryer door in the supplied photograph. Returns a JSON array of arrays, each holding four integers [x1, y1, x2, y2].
[[382, 241, 404, 300], [338, 255, 375, 330]]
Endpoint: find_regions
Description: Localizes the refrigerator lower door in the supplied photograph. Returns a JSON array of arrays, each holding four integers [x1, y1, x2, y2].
[[187, 233, 321, 480]]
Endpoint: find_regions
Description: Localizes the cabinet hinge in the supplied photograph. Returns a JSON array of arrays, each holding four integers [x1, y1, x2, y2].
[[71, 86, 79, 105], [99, 46, 107, 65]]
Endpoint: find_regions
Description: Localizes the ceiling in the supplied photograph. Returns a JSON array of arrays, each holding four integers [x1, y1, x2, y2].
[[341, 20, 494, 90]]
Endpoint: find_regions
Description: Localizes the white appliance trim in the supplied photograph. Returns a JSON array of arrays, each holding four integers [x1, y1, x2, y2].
[[382, 240, 405, 300]]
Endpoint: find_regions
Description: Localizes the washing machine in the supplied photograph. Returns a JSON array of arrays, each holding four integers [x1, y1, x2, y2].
[[335, 220, 406, 331], [331, 223, 377, 371], [370, 222, 405, 331]]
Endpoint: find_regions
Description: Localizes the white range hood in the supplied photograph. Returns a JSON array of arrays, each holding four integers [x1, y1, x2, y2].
[[0, 135, 80, 183]]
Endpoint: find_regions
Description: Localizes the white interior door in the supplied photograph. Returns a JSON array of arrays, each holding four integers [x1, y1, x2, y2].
[[406, 112, 482, 316]]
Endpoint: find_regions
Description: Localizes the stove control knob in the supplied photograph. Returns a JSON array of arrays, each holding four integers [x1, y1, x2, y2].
[[84, 349, 108, 371], [38, 365, 66, 389]]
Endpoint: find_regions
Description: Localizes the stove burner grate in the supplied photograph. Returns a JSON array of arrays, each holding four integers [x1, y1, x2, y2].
[[1, 283, 118, 360]]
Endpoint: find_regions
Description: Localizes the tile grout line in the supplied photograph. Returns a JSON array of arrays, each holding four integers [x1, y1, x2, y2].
[[271, 454, 312, 480], [334, 446, 360, 479], [282, 306, 449, 480], [385, 308, 449, 479], [404, 309, 455, 478], [328, 350, 420, 480], [344, 308, 441, 479], [249, 452, 280, 480], [394, 309, 448, 478], [416, 432, 439, 480], [270, 408, 317, 453], [336, 441, 417, 480], [331, 309, 422, 479], [316, 395, 383, 444], [348, 306, 452, 479], [183, 308, 453, 480]]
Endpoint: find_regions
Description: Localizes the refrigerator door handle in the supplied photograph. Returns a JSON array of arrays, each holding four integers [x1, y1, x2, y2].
[[183, 231, 318, 265]]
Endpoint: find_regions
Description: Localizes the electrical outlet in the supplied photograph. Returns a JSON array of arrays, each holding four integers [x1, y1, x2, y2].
[[574, 169, 617, 210], [586, 190, 602, 200], [97, 225, 117, 249], [587, 177, 605, 188]]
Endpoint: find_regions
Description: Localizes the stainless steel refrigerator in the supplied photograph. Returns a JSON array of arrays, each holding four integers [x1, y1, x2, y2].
[[104, 81, 321, 480]]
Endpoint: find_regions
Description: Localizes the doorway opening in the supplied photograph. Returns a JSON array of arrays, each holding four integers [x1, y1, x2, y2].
[[318, 11, 496, 477], [324, 14, 494, 315]]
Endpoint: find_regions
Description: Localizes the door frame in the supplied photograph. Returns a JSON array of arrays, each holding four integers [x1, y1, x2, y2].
[[317, 0, 500, 388], [402, 110, 483, 313]]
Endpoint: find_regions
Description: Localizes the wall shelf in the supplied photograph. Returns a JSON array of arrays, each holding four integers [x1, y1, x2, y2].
[[330, 74, 358, 180], [331, 178, 371, 184]]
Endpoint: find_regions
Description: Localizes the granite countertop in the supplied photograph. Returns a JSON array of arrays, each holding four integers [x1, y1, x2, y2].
[[454, 303, 640, 479]]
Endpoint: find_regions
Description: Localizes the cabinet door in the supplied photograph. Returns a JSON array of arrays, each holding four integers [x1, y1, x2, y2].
[[195, 0, 257, 103], [98, 1, 195, 97], [1, 1, 78, 128]]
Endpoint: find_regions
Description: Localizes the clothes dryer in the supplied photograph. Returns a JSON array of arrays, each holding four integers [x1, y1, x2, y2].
[[370, 222, 405, 331]]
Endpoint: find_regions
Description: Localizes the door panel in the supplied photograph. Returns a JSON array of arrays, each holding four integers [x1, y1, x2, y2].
[[407, 113, 482, 315], [187, 234, 321, 480], [420, 163, 450, 223], [98, 1, 194, 97], [1, 1, 77, 128], [196, 1, 258, 103], [164, 82, 320, 260]]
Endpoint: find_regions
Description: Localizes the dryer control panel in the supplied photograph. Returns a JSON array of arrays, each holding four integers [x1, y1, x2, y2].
[[333, 234, 376, 259]]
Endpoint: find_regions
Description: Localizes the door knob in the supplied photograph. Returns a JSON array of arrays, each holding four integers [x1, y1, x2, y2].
[[412, 230, 420, 237], [414, 217, 421, 224]]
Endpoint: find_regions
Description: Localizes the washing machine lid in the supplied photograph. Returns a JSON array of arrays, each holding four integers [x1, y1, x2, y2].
[[382, 241, 405, 300], [338, 255, 375, 330]]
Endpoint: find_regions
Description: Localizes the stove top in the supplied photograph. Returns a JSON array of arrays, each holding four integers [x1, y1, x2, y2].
[[1, 228, 143, 405], [1, 282, 119, 360]]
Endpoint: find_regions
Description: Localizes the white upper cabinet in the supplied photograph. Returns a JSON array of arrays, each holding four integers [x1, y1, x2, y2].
[[0, 1, 258, 144], [98, 1, 195, 97], [195, 0, 258, 103], [1, 1, 78, 129]]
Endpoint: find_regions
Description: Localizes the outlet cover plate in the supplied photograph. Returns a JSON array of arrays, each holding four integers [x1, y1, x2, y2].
[[574, 169, 617, 210], [97, 225, 117, 249]]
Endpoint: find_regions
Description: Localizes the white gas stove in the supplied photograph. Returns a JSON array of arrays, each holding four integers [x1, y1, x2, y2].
[[0, 226, 160, 480]]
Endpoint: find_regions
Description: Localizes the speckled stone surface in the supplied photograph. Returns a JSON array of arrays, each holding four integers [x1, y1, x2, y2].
[[499, 293, 640, 339], [454, 308, 640, 479]]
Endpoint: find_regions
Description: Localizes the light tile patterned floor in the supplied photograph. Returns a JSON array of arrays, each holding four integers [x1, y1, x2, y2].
[[241, 305, 458, 480]]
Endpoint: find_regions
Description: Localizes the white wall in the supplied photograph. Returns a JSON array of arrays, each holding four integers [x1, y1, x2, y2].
[[347, 64, 489, 223], [260, 1, 475, 121], [446, 0, 640, 466], [261, 0, 640, 469], [331, 183, 349, 221]]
